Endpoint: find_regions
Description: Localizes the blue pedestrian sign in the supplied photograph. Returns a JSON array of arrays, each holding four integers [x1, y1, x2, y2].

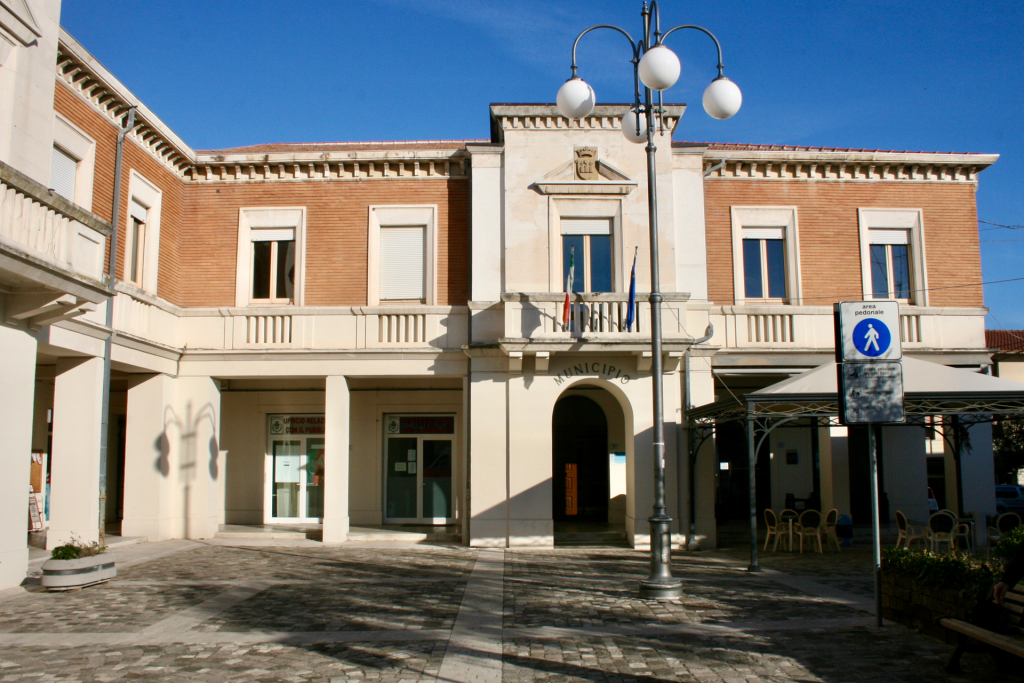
[[835, 301, 902, 362], [852, 318, 891, 357]]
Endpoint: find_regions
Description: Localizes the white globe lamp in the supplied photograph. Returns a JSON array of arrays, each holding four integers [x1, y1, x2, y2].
[[703, 77, 742, 119], [621, 110, 649, 144], [556, 77, 596, 119], [638, 45, 681, 91]]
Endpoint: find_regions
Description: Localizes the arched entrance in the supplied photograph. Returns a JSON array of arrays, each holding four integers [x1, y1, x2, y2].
[[552, 395, 609, 523]]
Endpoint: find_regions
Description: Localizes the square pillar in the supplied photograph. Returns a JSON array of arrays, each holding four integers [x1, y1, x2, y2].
[[122, 374, 175, 540], [323, 376, 350, 543], [0, 323, 36, 589], [48, 356, 104, 549], [121, 374, 221, 541], [467, 370, 508, 547]]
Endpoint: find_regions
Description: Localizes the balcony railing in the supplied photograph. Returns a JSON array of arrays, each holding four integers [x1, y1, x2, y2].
[[502, 293, 694, 341], [0, 160, 110, 287]]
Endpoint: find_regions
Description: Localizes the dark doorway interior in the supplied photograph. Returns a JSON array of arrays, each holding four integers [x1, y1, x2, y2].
[[848, 425, 889, 524], [552, 395, 609, 523]]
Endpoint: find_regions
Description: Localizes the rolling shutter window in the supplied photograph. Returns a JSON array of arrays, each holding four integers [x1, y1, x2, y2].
[[742, 227, 785, 240], [130, 199, 148, 223], [380, 226, 425, 300], [251, 228, 295, 242], [50, 146, 78, 202], [561, 218, 612, 235], [868, 228, 909, 245]]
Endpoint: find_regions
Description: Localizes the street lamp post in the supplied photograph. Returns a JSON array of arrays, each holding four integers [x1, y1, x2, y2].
[[556, 1, 741, 599]]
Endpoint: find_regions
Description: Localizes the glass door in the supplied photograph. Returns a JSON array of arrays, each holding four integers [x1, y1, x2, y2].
[[267, 414, 326, 523], [383, 414, 455, 524]]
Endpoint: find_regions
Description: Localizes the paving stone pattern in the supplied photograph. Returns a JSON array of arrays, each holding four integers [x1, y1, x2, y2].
[[0, 542, 1015, 682]]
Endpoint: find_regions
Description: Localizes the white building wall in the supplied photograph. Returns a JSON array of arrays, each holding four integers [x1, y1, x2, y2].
[[0, 322, 36, 589], [881, 425, 930, 524]]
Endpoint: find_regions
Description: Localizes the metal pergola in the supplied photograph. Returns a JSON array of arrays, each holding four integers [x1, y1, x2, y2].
[[685, 357, 1024, 624]]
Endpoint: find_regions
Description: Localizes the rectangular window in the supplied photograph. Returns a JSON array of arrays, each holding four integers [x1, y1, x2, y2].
[[380, 226, 426, 301], [742, 228, 787, 300], [127, 199, 148, 287], [50, 146, 78, 202], [251, 228, 295, 304], [868, 229, 912, 301], [561, 218, 613, 293]]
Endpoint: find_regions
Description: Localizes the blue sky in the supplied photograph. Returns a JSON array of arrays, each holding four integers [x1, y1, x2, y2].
[[61, 1, 1024, 327]]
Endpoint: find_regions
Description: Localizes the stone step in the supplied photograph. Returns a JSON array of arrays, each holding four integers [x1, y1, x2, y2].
[[346, 528, 461, 543], [214, 530, 308, 540], [555, 531, 630, 547]]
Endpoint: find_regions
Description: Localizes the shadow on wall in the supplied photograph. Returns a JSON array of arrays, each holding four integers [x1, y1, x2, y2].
[[152, 400, 219, 538]]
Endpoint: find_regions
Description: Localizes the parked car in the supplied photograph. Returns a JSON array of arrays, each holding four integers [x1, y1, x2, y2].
[[995, 485, 1024, 514]]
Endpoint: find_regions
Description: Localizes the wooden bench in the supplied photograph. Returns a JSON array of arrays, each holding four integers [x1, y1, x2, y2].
[[939, 583, 1024, 673]]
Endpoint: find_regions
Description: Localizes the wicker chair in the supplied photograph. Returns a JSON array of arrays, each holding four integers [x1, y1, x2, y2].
[[795, 509, 823, 554], [927, 511, 959, 553], [764, 509, 784, 551], [895, 510, 927, 549], [987, 512, 1020, 558]]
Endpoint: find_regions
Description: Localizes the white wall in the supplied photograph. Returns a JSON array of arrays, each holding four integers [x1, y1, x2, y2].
[[881, 425, 930, 524], [0, 321, 36, 589]]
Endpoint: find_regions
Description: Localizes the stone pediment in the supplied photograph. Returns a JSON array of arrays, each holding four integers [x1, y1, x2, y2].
[[531, 159, 637, 195]]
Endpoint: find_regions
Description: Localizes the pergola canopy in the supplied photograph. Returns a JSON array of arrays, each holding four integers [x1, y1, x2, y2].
[[688, 356, 1024, 426]]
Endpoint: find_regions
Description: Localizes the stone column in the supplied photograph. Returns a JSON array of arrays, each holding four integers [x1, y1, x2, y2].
[[122, 374, 175, 540], [323, 376, 350, 543], [121, 374, 221, 541], [48, 356, 104, 549], [468, 366, 508, 547], [0, 324, 36, 588]]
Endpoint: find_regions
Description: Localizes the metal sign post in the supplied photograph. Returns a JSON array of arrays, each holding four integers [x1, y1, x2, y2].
[[835, 301, 905, 628]]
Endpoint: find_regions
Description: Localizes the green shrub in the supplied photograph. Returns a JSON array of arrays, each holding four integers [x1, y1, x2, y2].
[[882, 547, 999, 600], [48, 535, 107, 561], [992, 524, 1024, 562]]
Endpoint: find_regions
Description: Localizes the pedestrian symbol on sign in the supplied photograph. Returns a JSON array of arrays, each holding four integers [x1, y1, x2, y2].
[[852, 318, 891, 357]]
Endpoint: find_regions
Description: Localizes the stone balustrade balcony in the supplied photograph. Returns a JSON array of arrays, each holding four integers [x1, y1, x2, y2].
[[0, 160, 111, 327]]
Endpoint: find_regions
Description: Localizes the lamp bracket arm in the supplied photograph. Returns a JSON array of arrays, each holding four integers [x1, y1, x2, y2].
[[570, 25, 639, 77], [661, 24, 726, 78]]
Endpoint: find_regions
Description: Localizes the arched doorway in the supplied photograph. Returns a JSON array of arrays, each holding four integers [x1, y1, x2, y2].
[[552, 395, 609, 523]]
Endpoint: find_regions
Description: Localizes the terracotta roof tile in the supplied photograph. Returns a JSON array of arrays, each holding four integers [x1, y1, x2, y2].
[[987, 330, 1024, 352], [676, 141, 990, 155], [197, 140, 487, 155]]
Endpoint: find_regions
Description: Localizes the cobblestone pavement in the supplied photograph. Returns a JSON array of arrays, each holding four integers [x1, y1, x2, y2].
[[0, 541, 1014, 682]]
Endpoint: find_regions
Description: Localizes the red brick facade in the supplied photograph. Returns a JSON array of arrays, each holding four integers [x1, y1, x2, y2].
[[704, 180, 983, 307]]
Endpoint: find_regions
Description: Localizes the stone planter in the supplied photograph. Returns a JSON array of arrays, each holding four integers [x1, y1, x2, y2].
[[41, 555, 116, 591], [881, 573, 981, 644]]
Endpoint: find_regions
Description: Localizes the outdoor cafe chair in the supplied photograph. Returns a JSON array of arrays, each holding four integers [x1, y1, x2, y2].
[[952, 512, 975, 552], [764, 508, 785, 551], [927, 511, 964, 553], [895, 510, 927, 549], [795, 509, 823, 554], [822, 508, 842, 551], [987, 512, 1021, 558]]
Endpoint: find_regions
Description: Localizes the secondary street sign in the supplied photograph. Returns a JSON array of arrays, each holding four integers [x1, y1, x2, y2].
[[835, 301, 902, 362], [839, 361, 905, 424]]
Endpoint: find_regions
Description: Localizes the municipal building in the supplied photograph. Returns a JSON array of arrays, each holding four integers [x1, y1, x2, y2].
[[0, 0, 1006, 590]]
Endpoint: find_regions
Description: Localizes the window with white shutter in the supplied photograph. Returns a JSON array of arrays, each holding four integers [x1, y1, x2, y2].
[[560, 218, 613, 293], [127, 199, 148, 287], [380, 227, 426, 300], [50, 146, 78, 202], [251, 227, 296, 303]]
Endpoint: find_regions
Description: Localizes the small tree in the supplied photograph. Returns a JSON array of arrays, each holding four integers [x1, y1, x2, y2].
[[993, 415, 1024, 484]]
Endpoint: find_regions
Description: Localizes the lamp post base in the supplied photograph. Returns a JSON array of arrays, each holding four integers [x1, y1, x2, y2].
[[639, 515, 683, 600], [638, 580, 683, 599]]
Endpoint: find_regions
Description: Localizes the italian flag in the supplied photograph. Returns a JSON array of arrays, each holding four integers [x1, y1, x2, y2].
[[562, 245, 575, 326]]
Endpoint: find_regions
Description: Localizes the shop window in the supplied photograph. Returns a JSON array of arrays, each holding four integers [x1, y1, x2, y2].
[[561, 218, 613, 293]]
